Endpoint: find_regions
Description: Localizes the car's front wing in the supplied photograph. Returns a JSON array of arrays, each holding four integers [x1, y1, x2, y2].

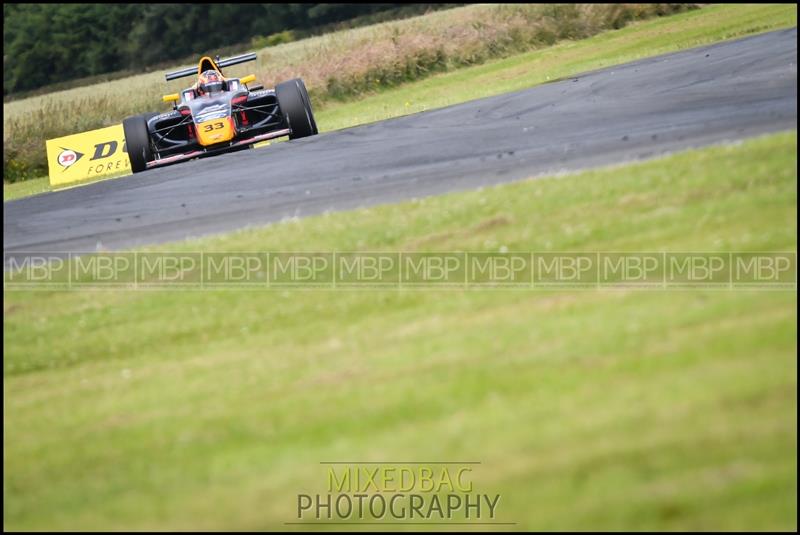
[[146, 128, 291, 169]]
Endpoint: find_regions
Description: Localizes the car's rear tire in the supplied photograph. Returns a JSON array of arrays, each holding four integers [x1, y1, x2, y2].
[[123, 113, 156, 173], [276, 78, 318, 140]]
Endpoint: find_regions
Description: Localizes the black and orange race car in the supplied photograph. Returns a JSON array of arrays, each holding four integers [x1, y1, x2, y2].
[[122, 53, 318, 173]]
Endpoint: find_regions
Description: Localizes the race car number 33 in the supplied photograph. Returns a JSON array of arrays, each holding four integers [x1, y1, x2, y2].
[[203, 121, 225, 132]]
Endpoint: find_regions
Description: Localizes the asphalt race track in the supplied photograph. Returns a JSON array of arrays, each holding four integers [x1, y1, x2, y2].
[[4, 29, 797, 256]]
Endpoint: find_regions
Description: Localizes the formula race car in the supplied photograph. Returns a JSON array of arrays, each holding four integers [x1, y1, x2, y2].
[[123, 53, 318, 172]]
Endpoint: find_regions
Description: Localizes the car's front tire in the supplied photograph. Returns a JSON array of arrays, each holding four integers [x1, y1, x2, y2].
[[123, 113, 156, 173], [276, 78, 318, 140]]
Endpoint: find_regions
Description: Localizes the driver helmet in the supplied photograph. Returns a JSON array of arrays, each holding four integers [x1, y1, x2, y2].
[[198, 70, 224, 95]]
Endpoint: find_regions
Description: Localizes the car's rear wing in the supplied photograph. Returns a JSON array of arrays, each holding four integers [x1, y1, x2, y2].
[[165, 52, 257, 82]]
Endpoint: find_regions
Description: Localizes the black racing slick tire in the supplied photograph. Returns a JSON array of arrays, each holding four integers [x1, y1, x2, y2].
[[123, 112, 156, 173], [296, 79, 318, 136], [276, 78, 318, 140]]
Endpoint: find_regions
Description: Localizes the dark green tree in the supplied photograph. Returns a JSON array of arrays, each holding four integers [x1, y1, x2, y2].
[[4, 3, 442, 95]]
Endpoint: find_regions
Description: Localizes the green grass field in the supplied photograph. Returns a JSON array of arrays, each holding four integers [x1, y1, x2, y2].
[[3, 3, 797, 200], [4, 131, 797, 530]]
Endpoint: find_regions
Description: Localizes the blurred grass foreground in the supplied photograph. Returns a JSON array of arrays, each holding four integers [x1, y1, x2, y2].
[[3, 131, 796, 530]]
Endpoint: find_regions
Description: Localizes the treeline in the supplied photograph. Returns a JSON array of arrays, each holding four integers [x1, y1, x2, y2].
[[3, 3, 447, 95]]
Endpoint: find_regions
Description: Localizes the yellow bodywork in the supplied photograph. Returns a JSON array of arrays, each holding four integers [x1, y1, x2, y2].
[[196, 117, 235, 146]]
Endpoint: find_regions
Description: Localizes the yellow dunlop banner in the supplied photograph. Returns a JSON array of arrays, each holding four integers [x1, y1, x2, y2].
[[45, 124, 131, 186]]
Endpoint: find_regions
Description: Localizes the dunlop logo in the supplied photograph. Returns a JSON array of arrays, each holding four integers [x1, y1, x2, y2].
[[56, 148, 84, 169], [46, 124, 131, 186]]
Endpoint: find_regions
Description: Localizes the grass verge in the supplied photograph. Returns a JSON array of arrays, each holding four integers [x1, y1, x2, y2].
[[3, 175, 50, 201], [3, 3, 796, 200], [317, 3, 797, 130], [4, 131, 797, 530]]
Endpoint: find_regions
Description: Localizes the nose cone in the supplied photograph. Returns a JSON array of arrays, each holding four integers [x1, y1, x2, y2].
[[196, 117, 235, 146]]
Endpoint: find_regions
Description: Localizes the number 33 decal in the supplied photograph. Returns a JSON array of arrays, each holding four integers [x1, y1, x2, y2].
[[203, 121, 225, 132]]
